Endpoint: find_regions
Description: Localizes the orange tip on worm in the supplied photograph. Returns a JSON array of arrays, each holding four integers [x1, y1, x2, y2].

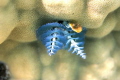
[[69, 23, 82, 33]]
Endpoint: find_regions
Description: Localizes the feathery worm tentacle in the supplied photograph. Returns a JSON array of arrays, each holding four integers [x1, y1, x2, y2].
[[62, 22, 87, 59], [36, 21, 87, 59], [36, 22, 67, 56]]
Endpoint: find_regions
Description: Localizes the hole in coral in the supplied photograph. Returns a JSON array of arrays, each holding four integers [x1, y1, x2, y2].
[[0, 61, 10, 80]]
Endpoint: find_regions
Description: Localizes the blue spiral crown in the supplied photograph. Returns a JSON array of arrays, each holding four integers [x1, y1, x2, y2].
[[36, 21, 87, 59]]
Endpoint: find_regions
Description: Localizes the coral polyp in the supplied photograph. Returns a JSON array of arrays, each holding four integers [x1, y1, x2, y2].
[[36, 21, 87, 59]]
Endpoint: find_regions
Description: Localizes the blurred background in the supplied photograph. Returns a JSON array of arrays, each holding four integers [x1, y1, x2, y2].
[[0, 0, 120, 80]]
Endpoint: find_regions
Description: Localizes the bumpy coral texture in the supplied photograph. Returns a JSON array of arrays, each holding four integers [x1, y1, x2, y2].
[[0, 0, 120, 80]]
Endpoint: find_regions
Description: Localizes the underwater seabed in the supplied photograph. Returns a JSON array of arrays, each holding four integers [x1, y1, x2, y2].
[[0, 32, 119, 80]]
